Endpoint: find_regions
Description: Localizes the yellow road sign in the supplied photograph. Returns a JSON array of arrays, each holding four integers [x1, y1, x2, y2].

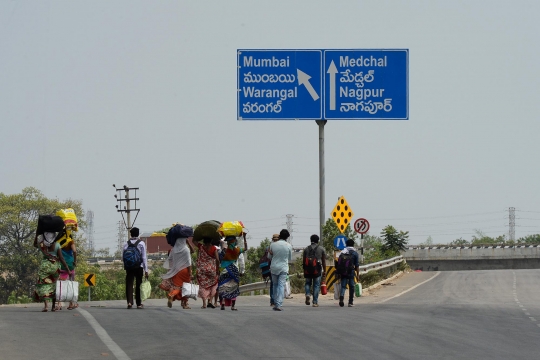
[[331, 196, 354, 233], [84, 273, 96, 287]]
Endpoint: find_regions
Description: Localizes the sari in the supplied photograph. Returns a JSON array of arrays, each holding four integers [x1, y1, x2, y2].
[[196, 243, 218, 299], [34, 242, 61, 302], [218, 245, 244, 305], [159, 238, 191, 301]]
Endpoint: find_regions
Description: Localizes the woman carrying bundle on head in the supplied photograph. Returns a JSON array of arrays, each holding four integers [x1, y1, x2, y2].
[[159, 234, 195, 309], [33, 232, 70, 312], [57, 230, 77, 310], [218, 233, 247, 311], [196, 237, 220, 308]]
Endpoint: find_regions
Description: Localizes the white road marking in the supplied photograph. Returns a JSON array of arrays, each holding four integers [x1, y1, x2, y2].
[[529, 317, 536, 322], [77, 308, 131, 360], [378, 272, 441, 303]]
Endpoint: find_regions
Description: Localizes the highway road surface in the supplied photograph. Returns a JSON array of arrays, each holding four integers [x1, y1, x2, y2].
[[1, 269, 539, 359]]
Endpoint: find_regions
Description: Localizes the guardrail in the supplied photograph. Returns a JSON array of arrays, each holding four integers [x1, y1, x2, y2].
[[238, 256, 404, 294], [358, 255, 403, 274]]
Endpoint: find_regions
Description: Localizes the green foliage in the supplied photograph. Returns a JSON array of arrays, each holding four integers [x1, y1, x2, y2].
[[471, 230, 506, 246], [242, 238, 271, 285], [380, 225, 409, 257], [450, 237, 470, 246], [7, 291, 32, 304], [517, 234, 540, 244], [321, 218, 358, 255], [0, 187, 85, 304]]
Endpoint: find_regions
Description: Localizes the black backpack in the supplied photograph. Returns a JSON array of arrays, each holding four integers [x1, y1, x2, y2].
[[259, 248, 272, 281], [123, 240, 143, 270], [303, 245, 321, 278], [336, 252, 356, 276]]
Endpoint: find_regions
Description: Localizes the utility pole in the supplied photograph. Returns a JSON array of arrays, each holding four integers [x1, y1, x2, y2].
[[113, 185, 140, 240], [117, 220, 125, 254], [86, 210, 95, 257], [509, 207, 516, 242], [286, 214, 294, 246]]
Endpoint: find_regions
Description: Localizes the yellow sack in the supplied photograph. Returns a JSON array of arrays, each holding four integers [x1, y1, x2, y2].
[[57, 228, 74, 249], [56, 208, 78, 231], [218, 221, 244, 237]]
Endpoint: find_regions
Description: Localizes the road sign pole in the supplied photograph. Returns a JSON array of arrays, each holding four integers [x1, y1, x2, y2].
[[361, 233, 364, 264], [88, 287, 91, 302], [316, 120, 327, 240]]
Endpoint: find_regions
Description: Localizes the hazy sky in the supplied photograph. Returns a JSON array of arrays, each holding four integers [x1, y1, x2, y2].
[[2, 1, 540, 250]]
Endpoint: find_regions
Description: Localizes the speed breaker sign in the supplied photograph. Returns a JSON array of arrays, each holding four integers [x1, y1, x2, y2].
[[354, 218, 370, 234]]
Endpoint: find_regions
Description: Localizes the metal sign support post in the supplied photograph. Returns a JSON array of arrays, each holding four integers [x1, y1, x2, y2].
[[316, 120, 327, 239], [360, 233, 364, 264], [88, 287, 91, 302]]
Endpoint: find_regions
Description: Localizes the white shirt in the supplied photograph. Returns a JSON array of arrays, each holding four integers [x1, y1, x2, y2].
[[123, 238, 148, 272]]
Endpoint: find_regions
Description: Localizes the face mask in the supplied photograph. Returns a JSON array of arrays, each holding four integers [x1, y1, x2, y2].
[[42, 232, 56, 247]]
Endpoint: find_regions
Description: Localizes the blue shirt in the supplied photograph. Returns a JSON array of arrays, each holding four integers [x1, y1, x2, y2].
[[268, 240, 292, 274]]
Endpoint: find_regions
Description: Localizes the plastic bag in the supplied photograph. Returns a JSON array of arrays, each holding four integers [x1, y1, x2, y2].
[[334, 282, 341, 300], [182, 283, 199, 300], [355, 282, 362, 297], [218, 221, 244, 237], [141, 280, 151, 302], [284, 279, 291, 298], [56, 280, 79, 302], [56, 208, 78, 231]]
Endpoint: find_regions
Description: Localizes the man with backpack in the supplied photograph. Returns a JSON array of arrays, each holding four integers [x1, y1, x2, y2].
[[123, 227, 148, 309], [336, 239, 360, 308], [302, 234, 326, 307]]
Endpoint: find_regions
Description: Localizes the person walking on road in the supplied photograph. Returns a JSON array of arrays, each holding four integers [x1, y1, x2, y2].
[[58, 232, 78, 310], [268, 233, 280, 307], [33, 232, 71, 312], [159, 235, 195, 309], [196, 237, 220, 309], [303, 234, 326, 308], [123, 227, 148, 309], [268, 229, 292, 311], [218, 233, 248, 311], [337, 239, 360, 308]]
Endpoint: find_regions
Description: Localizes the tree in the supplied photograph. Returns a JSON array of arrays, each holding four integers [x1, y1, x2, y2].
[[424, 236, 433, 246], [470, 230, 506, 246], [243, 238, 271, 285], [321, 218, 358, 255], [380, 225, 409, 256], [517, 234, 540, 245], [0, 187, 85, 304]]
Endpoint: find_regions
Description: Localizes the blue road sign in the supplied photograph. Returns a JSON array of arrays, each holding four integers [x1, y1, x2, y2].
[[334, 234, 347, 250], [324, 49, 408, 120], [237, 49, 408, 120], [237, 49, 322, 120]]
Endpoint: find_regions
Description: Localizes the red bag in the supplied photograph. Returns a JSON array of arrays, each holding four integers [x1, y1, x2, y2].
[[320, 279, 328, 295]]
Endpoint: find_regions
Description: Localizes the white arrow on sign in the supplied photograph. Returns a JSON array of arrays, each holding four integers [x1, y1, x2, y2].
[[327, 60, 338, 110], [297, 69, 319, 101]]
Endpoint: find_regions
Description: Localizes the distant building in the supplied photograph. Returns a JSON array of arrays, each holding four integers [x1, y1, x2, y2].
[[140, 232, 171, 255]]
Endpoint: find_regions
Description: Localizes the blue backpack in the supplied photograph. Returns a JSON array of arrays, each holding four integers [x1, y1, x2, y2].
[[123, 240, 142, 270]]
